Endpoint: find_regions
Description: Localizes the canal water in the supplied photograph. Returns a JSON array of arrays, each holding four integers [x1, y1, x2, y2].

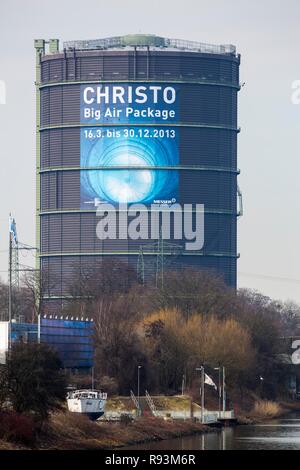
[[125, 413, 300, 450]]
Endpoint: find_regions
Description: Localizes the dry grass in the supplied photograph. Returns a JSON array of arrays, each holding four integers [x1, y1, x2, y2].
[[106, 397, 136, 413], [0, 440, 24, 450], [3, 412, 212, 450], [279, 401, 300, 411], [152, 395, 191, 411], [250, 400, 283, 420]]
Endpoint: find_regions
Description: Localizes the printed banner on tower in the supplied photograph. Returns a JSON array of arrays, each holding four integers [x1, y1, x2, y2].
[[80, 83, 179, 208]]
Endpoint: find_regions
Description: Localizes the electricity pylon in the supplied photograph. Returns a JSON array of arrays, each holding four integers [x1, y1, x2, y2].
[[137, 229, 183, 288], [8, 214, 19, 290], [8, 214, 19, 348]]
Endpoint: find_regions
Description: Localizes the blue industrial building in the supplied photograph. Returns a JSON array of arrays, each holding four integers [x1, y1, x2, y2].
[[40, 316, 94, 369], [0, 317, 94, 370], [10, 322, 38, 344]]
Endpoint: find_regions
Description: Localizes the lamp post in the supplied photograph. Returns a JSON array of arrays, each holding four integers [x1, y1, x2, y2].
[[222, 366, 226, 414], [214, 366, 221, 418], [137, 365, 142, 416], [259, 375, 264, 398], [196, 366, 205, 424], [181, 373, 187, 396], [91, 366, 95, 391]]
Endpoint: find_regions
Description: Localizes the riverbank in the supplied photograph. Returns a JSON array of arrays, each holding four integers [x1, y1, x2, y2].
[[42, 414, 218, 450], [0, 413, 218, 450], [123, 411, 300, 450], [42, 402, 300, 450], [236, 399, 300, 424], [1, 399, 300, 450]]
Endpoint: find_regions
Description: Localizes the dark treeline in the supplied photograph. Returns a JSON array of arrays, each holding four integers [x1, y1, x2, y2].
[[0, 260, 299, 401], [63, 260, 300, 400]]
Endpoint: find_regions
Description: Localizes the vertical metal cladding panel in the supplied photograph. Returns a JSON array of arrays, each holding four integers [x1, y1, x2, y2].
[[66, 56, 75, 80], [79, 56, 103, 80], [41, 60, 50, 82], [39, 44, 239, 305], [179, 170, 236, 210], [179, 128, 237, 168], [41, 85, 80, 127], [48, 58, 63, 82], [40, 318, 94, 369], [80, 213, 96, 251], [62, 214, 81, 252], [41, 215, 49, 253], [41, 128, 80, 169], [40, 172, 57, 211], [60, 171, 80, 209], [103, 54, 131, 80], [48, 214, 62, 252], [180, 85, 237, 126]]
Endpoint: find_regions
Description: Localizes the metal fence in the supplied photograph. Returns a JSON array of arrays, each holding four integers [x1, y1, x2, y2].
[[63, 35, 236, 55]]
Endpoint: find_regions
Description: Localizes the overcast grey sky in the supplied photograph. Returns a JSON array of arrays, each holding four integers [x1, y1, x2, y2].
[[0, 0, 300, 302]]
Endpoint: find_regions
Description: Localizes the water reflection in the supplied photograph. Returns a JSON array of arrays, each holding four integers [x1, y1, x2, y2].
[[124, 413, 300, 450]]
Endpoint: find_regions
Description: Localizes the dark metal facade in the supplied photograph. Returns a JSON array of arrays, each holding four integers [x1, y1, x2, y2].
[[40, 317, 94, 369], [36, 38, 240, 310]]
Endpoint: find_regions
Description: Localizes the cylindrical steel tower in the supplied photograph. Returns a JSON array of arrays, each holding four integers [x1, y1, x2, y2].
[[34, 35, 240, 311]]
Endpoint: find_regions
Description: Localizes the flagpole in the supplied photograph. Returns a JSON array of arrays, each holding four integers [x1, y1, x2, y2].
[[8, 215, 12, 352], [196, 367, 205, 424], [214, 366, 221, 418], [37, 313, 41, 344], [219, 367, 221, 418]]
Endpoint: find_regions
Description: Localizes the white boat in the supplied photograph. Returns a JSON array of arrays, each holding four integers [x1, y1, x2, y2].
[[67, 389, 107, 420]]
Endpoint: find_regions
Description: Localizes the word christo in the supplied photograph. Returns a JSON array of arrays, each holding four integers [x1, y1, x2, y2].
[[83, 85, 176, 105], [96, 203, 205, 251]]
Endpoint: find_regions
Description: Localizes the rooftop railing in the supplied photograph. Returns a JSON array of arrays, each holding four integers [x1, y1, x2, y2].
[[63, 35, 236, 55]]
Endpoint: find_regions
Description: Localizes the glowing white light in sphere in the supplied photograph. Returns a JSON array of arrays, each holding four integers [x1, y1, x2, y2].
[[100, 153, 154, 203]]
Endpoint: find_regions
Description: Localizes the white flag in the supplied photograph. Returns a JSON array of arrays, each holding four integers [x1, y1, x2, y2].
[[205, 373, 217, 390]]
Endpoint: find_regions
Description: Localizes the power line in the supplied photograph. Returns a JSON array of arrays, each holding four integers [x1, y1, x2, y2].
[[239, 271, 300, 284]]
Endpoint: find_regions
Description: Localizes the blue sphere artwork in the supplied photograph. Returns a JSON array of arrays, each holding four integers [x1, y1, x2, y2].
[[80, 129, 179, 206]]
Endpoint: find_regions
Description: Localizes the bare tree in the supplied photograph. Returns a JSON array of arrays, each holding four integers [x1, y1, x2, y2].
[[92, 295, 146, 394], [21, 269, 55, 323]]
